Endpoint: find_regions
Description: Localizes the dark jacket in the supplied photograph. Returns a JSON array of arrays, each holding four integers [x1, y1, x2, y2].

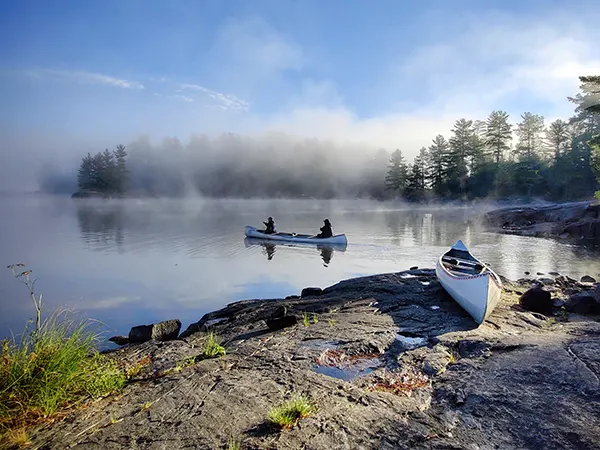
[[318, 224, 333, 238], [263, 219, 275, 234]]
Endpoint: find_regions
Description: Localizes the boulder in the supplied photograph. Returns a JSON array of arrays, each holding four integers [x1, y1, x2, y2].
[[128, 324, 153, 343], [128, 319, 182, 344], [152, 319, 182, 341], [266, 315, 298, 330], [410, 266, 418, 270], [519, 287, 553, 315], [581, 275, 597, 283], [565, 287, 600, 315], [265, 305, 298, 330], [301, 287, 323, 298]]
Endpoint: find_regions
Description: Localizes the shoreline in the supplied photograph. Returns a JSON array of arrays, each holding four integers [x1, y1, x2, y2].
[[21, 268, 600, 449]]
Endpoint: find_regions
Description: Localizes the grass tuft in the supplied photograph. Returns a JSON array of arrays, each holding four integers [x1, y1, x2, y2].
[[311, 313, 319, 324], [0, 311, 128, 437], [327, 318, 335, 327], [3, 427, 31, 448], [301, 313, 310, 327], [267, 395, 316, 429], [202, 332, 226, 358], [227, 436, 242, 450]]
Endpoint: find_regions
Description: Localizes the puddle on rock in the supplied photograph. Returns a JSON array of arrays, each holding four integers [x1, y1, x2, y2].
[[313, 349, 385, 381], [298, 339, 341, 351]]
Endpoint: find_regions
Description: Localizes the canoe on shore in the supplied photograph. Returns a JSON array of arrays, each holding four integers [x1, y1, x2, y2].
[[244, 226, 348, 245], [435, 240, 503, 324]]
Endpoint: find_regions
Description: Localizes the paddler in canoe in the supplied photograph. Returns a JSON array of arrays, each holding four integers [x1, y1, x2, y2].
[[316, 219, 333, 238], [262, 217, 276, 234]]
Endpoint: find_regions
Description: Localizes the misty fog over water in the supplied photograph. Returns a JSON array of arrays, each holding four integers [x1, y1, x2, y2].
[[1, 195, 599, 342]]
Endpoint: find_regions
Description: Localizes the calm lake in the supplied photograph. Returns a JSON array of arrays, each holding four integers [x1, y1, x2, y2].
[[1, 195, 599, 341]]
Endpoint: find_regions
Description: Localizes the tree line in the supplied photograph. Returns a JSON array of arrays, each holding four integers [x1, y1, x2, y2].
[[76, 145, 129, 195], [55, 76, 598, 201], [384, 77, 600, 201]]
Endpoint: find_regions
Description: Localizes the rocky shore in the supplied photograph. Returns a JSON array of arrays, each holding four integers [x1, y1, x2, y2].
[[24, 269, 600, 450], [483, 201, 600, 241]]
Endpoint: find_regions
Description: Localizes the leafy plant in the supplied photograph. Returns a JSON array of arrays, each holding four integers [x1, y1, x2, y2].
[[202, 332, 226, 358]]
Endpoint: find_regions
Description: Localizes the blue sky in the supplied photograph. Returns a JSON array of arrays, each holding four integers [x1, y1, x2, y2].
[[1, 0, 599, 188]]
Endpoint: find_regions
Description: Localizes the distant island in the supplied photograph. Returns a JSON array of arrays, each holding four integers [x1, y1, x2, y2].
[[58, 76, 598, 202], [71, 145, 129, 199]]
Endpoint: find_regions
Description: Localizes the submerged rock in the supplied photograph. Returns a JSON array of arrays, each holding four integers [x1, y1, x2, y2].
[[108, 335, 129, 346]]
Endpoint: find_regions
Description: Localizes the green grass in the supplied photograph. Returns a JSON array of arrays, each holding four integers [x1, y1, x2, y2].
[[327, 318, 335, 327], [267, 395, 316, 429], [301, 313, 310, 327], [311, 313, 319, 324], [227, 436, 242, 450], [201, 332, 226, 358], [0, 311, 127, 435]]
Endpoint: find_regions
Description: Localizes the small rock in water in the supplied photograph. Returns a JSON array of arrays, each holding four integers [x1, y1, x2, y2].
[[519, 287, 553, 315], [537, 272, 545, 276], [580, 275, 596, 283], [410, 266, 418, 270], [301, 287, 323, 298], [108, 335, 129, 346], [524, 271, 530, 275], [548, 271, 560, 276]]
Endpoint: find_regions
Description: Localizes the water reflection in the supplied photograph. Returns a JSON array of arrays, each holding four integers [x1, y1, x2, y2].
[[244, 237, 347, 266], [76, 203, 125, 252], [2, 196, 600, 341]]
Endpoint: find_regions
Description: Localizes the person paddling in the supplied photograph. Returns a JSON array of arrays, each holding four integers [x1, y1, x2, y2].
[[316, 219, 333, 238], [263, 217, 276, 234]]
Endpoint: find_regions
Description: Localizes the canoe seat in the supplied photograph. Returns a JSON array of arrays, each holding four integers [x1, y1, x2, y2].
[[442, 256, 486, 275]]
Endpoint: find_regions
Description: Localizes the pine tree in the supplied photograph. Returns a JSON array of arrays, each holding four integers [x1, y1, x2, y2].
[[448, 119, 478, 197], [416, 147, 429, 190], [385, 149, 408, 195], [484, 111, 512, 164], [77, 153, 94, 191], [545, 119, 571, 160], [100, 148, 116, 192], [113, 145, 129, 195], [427, 135, 449, 196], [404, 156, 426, 202], [516, 112, 545, 159]]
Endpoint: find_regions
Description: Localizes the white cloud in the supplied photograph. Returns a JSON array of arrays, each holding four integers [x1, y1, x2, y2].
[[168, 93, 194, 103], [177, 83, 249, 111], [26, 68, 144, 89], [231, 10, 600, 159]]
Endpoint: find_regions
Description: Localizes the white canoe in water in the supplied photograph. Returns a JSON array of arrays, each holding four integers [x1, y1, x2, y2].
[[435, 240, 503, 324], [244, 226, 348, 245]]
